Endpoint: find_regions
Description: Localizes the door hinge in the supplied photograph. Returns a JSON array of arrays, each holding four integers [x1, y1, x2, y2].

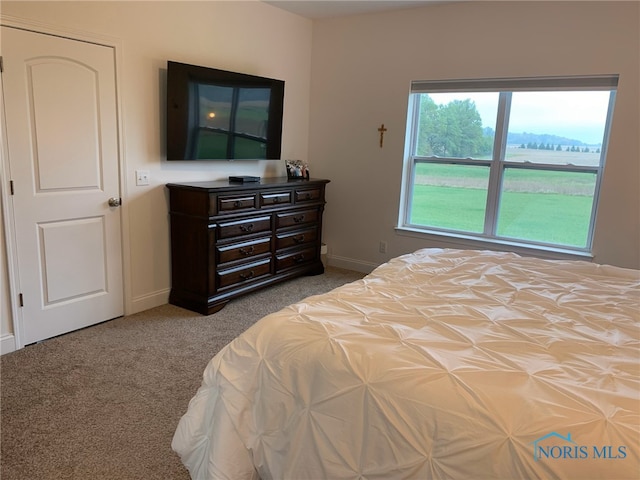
[[19, 293, 23, 307], [10, 180, 14, 195], [0, 56, 3, 73]]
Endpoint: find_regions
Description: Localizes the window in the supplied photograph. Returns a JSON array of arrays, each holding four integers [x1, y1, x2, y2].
[[399, 76, 618, 253]]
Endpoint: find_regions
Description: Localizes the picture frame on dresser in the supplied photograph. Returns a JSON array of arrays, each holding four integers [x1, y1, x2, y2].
[[166, 177, 329, 314]]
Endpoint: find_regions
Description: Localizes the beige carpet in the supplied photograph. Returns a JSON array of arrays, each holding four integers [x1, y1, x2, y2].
[[1, 267, 364, 480]]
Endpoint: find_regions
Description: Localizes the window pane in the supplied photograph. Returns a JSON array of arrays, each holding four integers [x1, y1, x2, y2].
[[415, 93, 499, 159], [410, 163, 489, 233], [505, 91, 610, 166], [497, 168, 597, 247]]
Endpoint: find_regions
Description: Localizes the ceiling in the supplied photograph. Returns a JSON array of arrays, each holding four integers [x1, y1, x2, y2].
[[263, 1, 444, 19]]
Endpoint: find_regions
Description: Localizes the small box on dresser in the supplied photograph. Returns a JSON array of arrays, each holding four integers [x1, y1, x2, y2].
[[167, 177, 330, 314]]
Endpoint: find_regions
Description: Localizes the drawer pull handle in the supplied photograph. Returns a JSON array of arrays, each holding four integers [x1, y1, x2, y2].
[[234, 200, 243, 208], [293, 215, 305, 223], [240, 270, 255, 280], [273, 197, 279, 203], [293, 235, 305, 244], [294, 254, 305, 263], [305, 193, 312, 200], [239, 246, 255, 256], [240, 223, 254, 232]]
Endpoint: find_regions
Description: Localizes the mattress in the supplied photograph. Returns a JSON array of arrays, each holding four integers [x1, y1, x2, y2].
[[172, 248, 640, 479]]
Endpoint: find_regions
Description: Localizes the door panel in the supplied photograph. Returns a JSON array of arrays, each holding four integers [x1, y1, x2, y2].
[[30, 59, 103, 191], [39, 217, 107, 304], [2, 26, 123, 345]]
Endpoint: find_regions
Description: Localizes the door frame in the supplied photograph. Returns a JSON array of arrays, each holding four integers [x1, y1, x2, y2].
[[0, 15, 131, 351]]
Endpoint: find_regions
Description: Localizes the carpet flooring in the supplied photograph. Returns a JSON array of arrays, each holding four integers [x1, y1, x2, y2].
[[1, 267, 364, 480]]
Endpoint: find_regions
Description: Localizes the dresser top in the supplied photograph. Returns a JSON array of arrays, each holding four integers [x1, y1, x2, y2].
[[167, 177, 329, 192]]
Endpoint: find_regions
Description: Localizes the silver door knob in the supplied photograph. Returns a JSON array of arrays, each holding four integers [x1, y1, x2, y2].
[[108, 197, 121, 207]]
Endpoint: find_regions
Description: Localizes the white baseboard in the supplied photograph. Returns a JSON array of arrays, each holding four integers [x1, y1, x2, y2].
[[327, 254, 379, 274], [130, 288, 171, 315], [1, 333, 16, 355]]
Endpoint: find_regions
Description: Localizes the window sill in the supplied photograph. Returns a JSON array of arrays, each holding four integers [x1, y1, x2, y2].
[[395, 226, 594, 262]]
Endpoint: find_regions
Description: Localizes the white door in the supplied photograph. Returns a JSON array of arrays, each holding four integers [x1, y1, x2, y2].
[[1, 26, 124, 345]]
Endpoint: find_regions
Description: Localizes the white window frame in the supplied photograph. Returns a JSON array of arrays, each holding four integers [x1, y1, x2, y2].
[[398, 75, 618, 257]]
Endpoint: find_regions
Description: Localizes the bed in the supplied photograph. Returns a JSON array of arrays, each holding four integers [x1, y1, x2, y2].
[[172, 248, 640, 479]]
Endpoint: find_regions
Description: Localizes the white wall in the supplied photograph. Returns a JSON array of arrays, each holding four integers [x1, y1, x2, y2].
[[0, 1, 313, 345], [309, 1, 640, 271]]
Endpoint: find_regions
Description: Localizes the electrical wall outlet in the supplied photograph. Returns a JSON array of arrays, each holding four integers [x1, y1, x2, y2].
[[379, 241, 387, 253], [136, 170, 150, 186]]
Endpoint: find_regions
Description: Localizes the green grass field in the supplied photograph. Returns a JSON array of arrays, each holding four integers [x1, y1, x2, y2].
[[410, 161, 596, 247]]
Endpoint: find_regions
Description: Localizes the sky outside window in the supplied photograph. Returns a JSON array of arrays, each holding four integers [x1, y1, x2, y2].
[[427, 90, 610, 148]]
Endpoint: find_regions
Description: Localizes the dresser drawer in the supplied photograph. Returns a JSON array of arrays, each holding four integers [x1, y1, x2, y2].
[[295, 187, 322, 203], [217, 237, 272, 265], [276, 246, 317, 271], [276, 209, 318, 229], [218, 215, 271, 240], [276, 227, 318, 250], [217, 258, 272, 289], [218, 193, 257, 213], [260, 191, 292, 207]]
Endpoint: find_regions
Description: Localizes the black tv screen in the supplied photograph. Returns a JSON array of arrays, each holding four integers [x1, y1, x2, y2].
[[166, 61, 284, 160]]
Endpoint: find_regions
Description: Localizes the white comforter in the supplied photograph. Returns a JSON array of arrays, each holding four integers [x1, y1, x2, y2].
[[172, 248, 640, 479]]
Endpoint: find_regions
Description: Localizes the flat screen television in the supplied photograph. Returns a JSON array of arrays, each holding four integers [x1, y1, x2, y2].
[[166, 61, 284, 160]]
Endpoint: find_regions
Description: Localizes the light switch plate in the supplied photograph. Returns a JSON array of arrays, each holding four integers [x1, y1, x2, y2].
[[136, 170, 150, 186]]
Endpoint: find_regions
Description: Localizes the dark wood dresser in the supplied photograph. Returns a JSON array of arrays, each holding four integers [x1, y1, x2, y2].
[[167, 177, 330, 314]]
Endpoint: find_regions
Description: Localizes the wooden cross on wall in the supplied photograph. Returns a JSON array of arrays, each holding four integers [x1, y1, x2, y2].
[[378, 124, 388, 148]]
